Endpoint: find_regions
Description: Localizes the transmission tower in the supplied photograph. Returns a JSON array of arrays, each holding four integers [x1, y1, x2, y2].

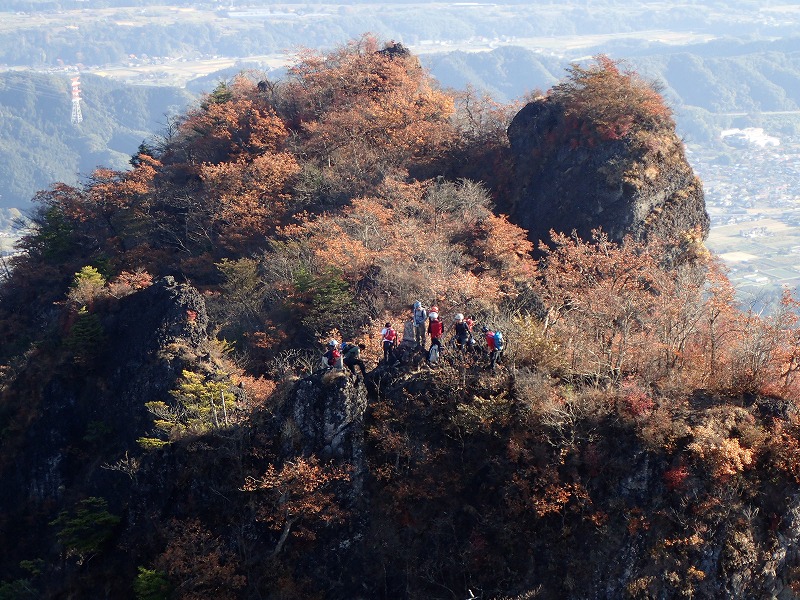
[[70, 76, 83, 125]]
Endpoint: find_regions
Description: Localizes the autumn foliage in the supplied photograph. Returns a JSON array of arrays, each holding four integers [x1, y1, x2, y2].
[[529, 227, 800, 401], [550, 54, 673, 141], [3, 37, 800, 600]]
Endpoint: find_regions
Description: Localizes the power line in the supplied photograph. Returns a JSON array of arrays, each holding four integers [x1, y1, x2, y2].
[[0, 79, 70, 101]]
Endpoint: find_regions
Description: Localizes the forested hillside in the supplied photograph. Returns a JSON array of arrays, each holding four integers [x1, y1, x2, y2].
[[2, 38, 800, 599], [4, 34, 800, 212], [0, 72, 193, 209]]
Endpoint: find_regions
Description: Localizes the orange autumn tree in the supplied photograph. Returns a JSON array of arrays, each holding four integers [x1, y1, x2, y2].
[[536, 230, 707, 384], [473, 213, 537, 278], [198, 150, 300, 253], [152, 79, 301, 255], [367, 178, 534, 311], [664, 258, 800, 397], [675, 260, 742, 390], [550, 54, 674, 142], [261, 176, 537, 344], [718, 288, 800, 400], [176, 78, 292, 165], [242, 456, 351, 556], [767, 290, 800, 399], [534, 229, 800, 399], [280, 36, 457, 196], [24, 155, 160, 265], [136, 35, 463, 260], [22, 78, 303, 271]]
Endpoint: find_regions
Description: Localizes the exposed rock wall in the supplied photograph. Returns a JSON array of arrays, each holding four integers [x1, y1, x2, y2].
[[289, 372, 368, 459], [101, 276, 210, 447], [279, 370, 369, 505], [0, 277, 210, 576], [504, 99, 709, 247]]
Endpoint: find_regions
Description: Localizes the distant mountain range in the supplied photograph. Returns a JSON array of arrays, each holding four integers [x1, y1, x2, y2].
[[422, 37, 800, 142], [2, 37, 800, 211]]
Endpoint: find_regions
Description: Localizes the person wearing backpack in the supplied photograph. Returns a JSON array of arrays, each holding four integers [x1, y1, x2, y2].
[[412, 300, 428, 349], [427, 307, 444, 363], [343, 342, 368, 378], [482, 326, 504, 373], [380, 322, 397, 364], [465, 314, 477, 351], [323, 339, 342, 369]]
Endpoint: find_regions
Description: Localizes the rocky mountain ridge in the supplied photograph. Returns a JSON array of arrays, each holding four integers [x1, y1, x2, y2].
[[1, 41, 798, 600]]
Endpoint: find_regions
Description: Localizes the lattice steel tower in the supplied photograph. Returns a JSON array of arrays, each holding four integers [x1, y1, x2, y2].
[[70, 76, 83, 125]]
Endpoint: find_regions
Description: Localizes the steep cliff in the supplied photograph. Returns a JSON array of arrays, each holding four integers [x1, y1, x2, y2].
[[97, 354, 800, 600], [4, 292, 800, 599], [503, 60, 709, 247], [0, 277, 211, 585], [115, 368, 372, 600]]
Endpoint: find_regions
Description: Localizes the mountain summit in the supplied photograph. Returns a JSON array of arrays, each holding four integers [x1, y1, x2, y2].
[[505, 57, 709, 247]]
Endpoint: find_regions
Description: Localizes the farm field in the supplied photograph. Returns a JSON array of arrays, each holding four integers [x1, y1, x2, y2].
[[706, 207, 800, 299]]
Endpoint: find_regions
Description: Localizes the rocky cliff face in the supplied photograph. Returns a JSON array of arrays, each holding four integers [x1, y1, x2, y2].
[[101, 276, 210, 446], [504, 98, 709, 247], [287, 371, 368, 507], [286, 372, 368, 461], [0, 277, 211, 580]]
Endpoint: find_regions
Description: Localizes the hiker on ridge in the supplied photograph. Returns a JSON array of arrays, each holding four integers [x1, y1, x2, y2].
[[380, 322, 398, 364], [412, 300, 428, 348], [342, 341, 368, 377], [451, 313, 471, 352], [482, 325, 504, 373], [427, 306, 444, 362], [465, 314, 477, 351], [323, 339, 342, 369]]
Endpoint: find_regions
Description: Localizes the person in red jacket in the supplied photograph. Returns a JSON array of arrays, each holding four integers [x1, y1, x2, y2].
[[427, 307, 444, 362], [482, 326, 500, 373], [380, 322, 397, 364], [323, 339, 341, 369]]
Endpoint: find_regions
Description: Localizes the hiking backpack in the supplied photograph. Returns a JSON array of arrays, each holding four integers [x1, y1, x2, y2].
[[493, 331, 504, 350], [429, 344, 440, 364]]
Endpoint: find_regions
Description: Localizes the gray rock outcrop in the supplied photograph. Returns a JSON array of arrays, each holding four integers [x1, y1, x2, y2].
[[0, 276, 210, 528], [277, 370, 369, 498], [505, 98, 709, 247]]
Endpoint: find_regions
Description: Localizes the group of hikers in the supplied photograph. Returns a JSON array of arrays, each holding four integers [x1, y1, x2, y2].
[[322, 301, 505, 377]]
